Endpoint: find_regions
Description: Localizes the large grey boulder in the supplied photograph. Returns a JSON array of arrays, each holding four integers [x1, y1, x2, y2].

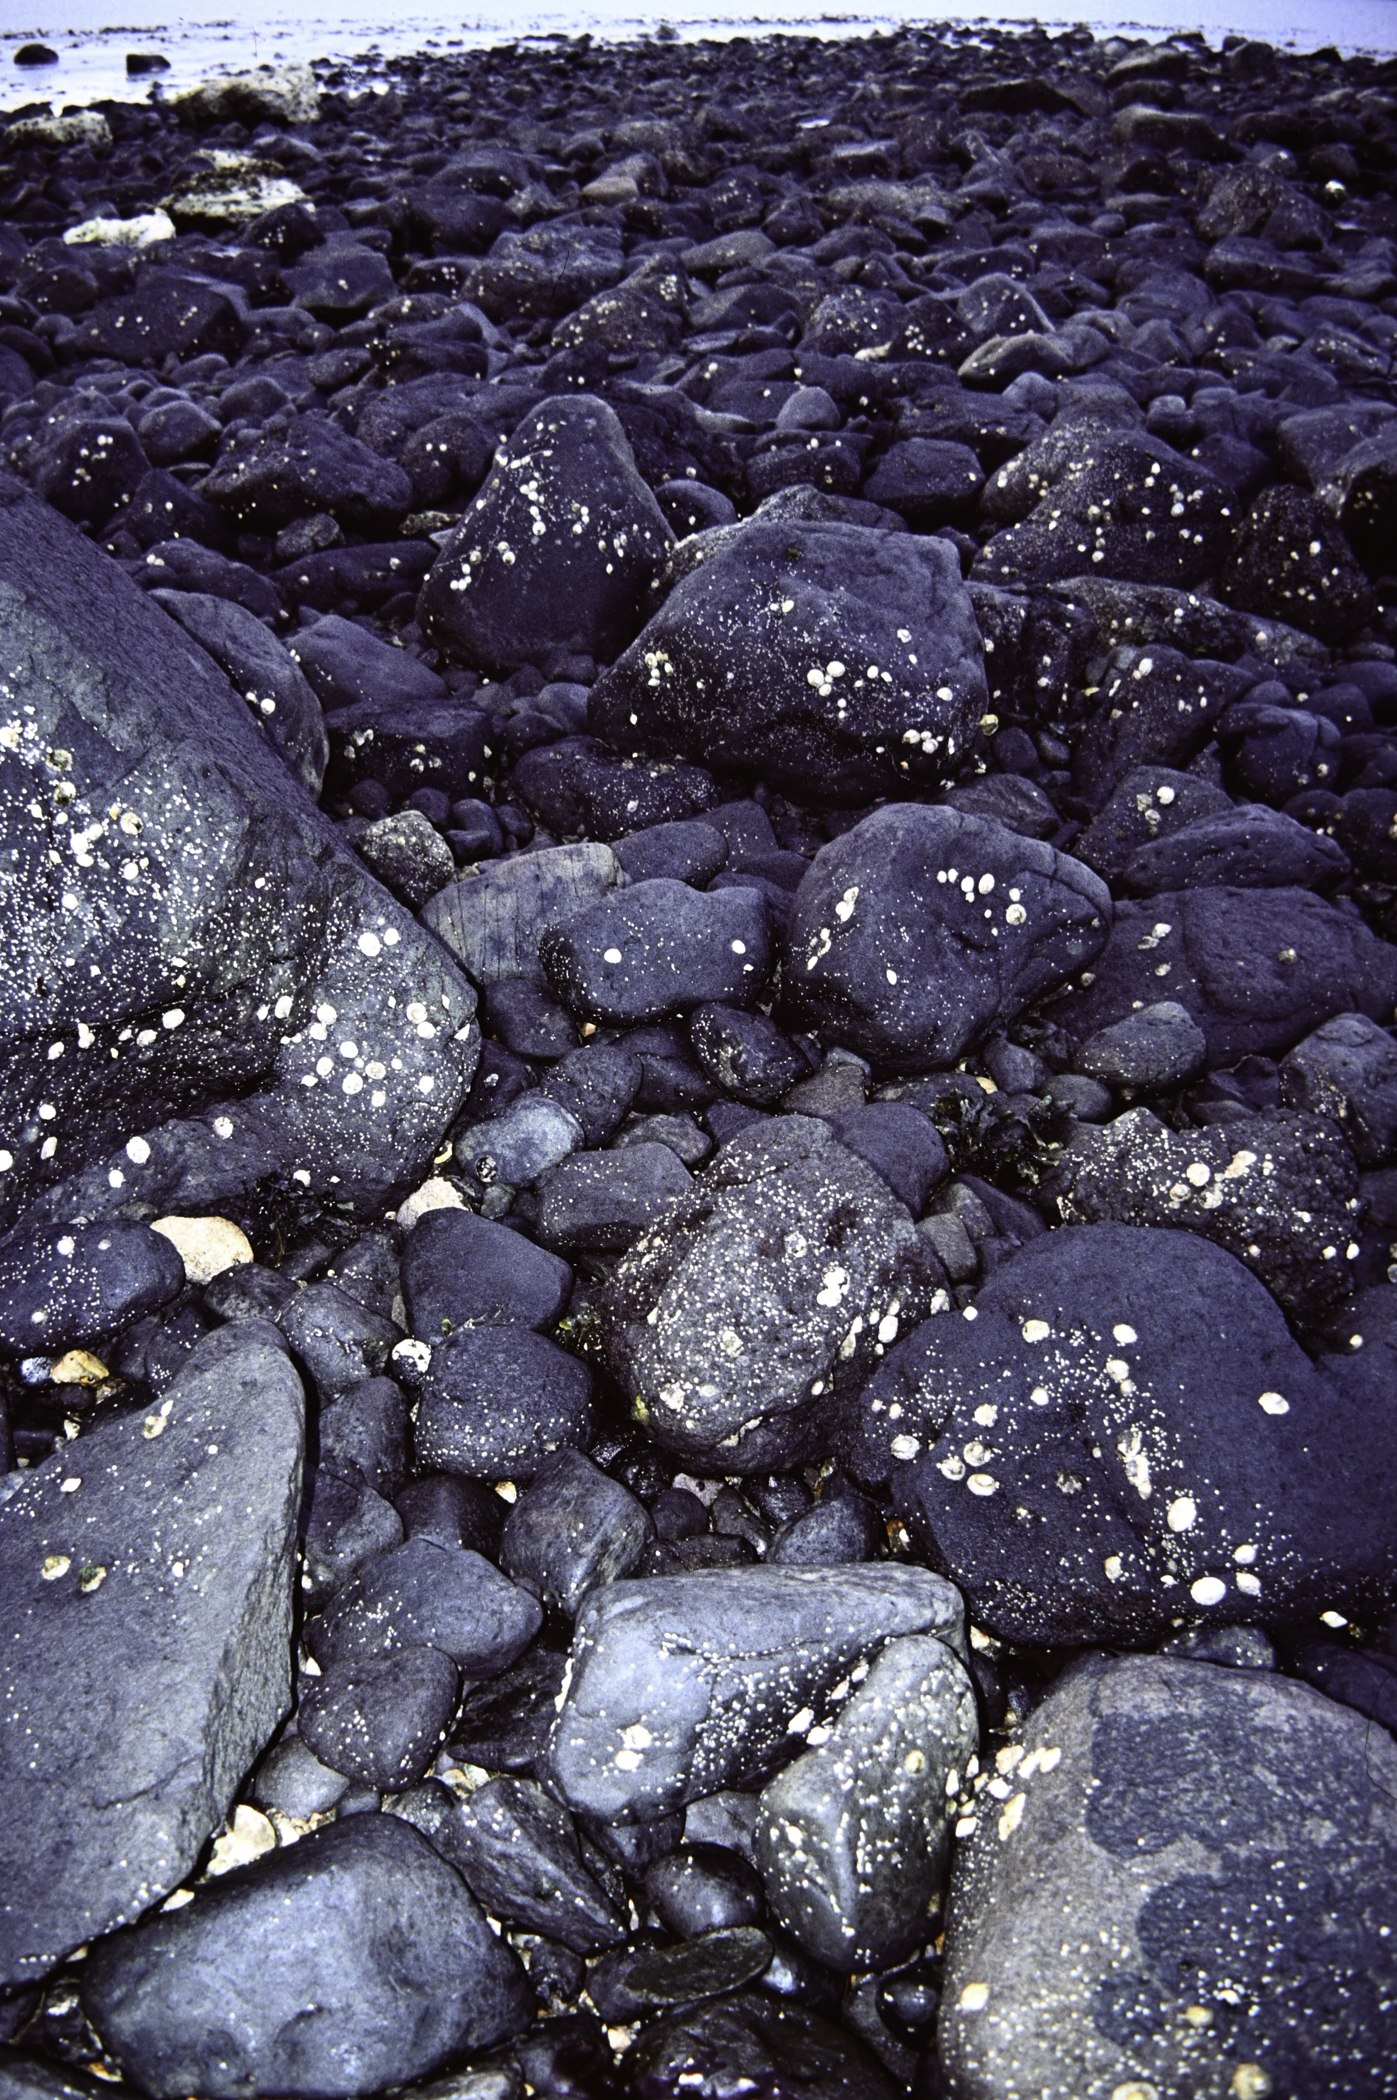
[[0, 474, 478, 1237], [0, 1321, 303, 1985], [543, 1563, 965, 1825], [939, 1653, 1397, 2099], [596, 1116, 943, 1473], [82, 1814, 533, 2098]]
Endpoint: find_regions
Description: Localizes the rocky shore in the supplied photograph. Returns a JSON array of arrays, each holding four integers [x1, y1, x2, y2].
[[2, 21, 1397, 2100]]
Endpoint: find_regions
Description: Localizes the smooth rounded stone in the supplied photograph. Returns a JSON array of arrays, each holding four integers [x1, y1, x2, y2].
[[628, 1988, 896, 2100], [1157, 1622, 1277, 1670], [394, 1774, 625, 1954], [1073, 766, 1235, 882], [973, 432, 1233, 591], [300, 1469, 405, 1608], [588, 520, 987, 807], [861, 439, 985, 527], [0, 483, 477, 1239], [1325, 423, 1397, 578], [938, 1654, 1397, 2100], [826, 1103, 949, 1215], [843, 1223, 1396, 1649], [1281, 1013, 1397, 1167], [629, 1928, 774, 2006], [1053, 1107, 1361, 1318], [249, 1733, 351, 1818], [689, 1004, 807, 1107], [511, 738, 718, 843], [153, 590, 328, 795], [413, 1326, 595, 1482], [645, 1845, 766, 1937], [1220, 699, 1342, 809], [1070, 647, 1258, 809], [685, 1791, 761, 1864], [535, 1143, 692, 1255], [298, 1645, 461, 1793], [289, 614, 449, 719], [783, 805, 1110, 1073], [307, 1535, 542, 1677], [616, 1111, 714, 1167], [1053, 888, 1397, 1069], [614, 819, 728, 887], [137, 538, 282, 622], [419, 395, 673, 673], [137, 398, 221, 468], [455, 1095, 585, 1187], [0, 1221, 184, 1354], [596, 1116, 942, 1473], [318, 1378, 408, 1498], [1220, 483, 1375, 645], [322, 1234, 401, 1323], [355, 809, 457, 911], [276, 1281, 400, 1403], [0, 1322, 303, 1985], [500, 1450, 654, 1616], [768, 1489, 884, 1566], [941, 773, 1060, 841], [1122, 803, 1351, 894], [396, 1474, 504, 1558], [1074, 1001, 1208, 1091], [204, 415, 412, 533], [541, 878, 773, 1028], [402, 1209, 572, 1337], [1336, 787, 1397, 885], [286, 239, 396, 320], [756, 1630, 979, 1970], [423, 843, 623, 989], [542, 1562, 965, 1825], [536, 1041, 644, 1146], [468, 977, 578, 1065], [82, 1814, 532, 2099]]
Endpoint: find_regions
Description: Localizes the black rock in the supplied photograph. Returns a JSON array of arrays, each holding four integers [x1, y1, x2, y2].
[[1121, 804, 1349, 894], [71, 270, 246, 368], [204, 416, 412, 534], [535, 1144, 693, 1254], [397, 1473, 505, 1558], [1071, 647, 1257, 809], [768, 1488, 885, 1566], [645, 1844, 766, 1937], [419, 395, 673, 673], [298, 1645, 461, 1791], [861, 439, 985, 527], [300, 1468, 404, 1608], [317, 1377, 408, 1498], [629, 1988, 895, 2100], [0, 477, 477, 1237], [402, 1208, 572, 1337], [783, 805, 1110, 1072], [308, 1534, 542, 1676], [597, 1116, 941, 1473], [844, 1223, 1396, 1647], [1220, 483, 1375, 645], [82, 1815, 532, 2097], [589, 521, 987, 806], [689, 1004, 807, 1107], [356, 809, 457, 911], [277, 1280, 400, 1402], [153, 590, 328, 795], [0, 1220, 184, 1355], [512, 738, 718, 843], [536, 1041, 644, 1147], [414, 1326, 595, 1481], [29, 417, 148, 527], [1074, 1002, 1208, 1091], [395, 1774, 626, 1953], [827, 1103, 949, 1215], [1280, 1014, 1397, 1167], [542, 878, 773, 1028], [500, 1450, 654, 1616], [1053, 888, 1397, 1068], [0, 1322, 303, 1985]]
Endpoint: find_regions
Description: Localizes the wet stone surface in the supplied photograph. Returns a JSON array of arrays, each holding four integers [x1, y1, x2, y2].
[[2, 21, 1397, 2100]]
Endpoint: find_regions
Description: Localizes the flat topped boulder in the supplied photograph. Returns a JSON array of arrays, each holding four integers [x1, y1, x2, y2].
[[0, 1321, 304, 1985], [587, 520, 988, 806]]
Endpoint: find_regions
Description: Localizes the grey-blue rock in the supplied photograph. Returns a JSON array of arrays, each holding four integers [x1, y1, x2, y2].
[[0, 1320, 303, 1984], [152, 590, 328, 795], [82, 1814, 532, 2098], [500, 1449, 654, 1616]]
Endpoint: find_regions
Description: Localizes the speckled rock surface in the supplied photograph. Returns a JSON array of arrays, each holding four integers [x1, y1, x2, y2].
[[0, 1321, 303, 1984], [939, 1653, 1397, 2100]]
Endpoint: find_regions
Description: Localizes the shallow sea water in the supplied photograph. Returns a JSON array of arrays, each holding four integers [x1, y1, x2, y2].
[[3, 0, 1395, 115]]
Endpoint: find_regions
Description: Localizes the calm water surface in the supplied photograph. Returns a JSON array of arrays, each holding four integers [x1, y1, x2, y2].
[[3, 0, 1395, 115]]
